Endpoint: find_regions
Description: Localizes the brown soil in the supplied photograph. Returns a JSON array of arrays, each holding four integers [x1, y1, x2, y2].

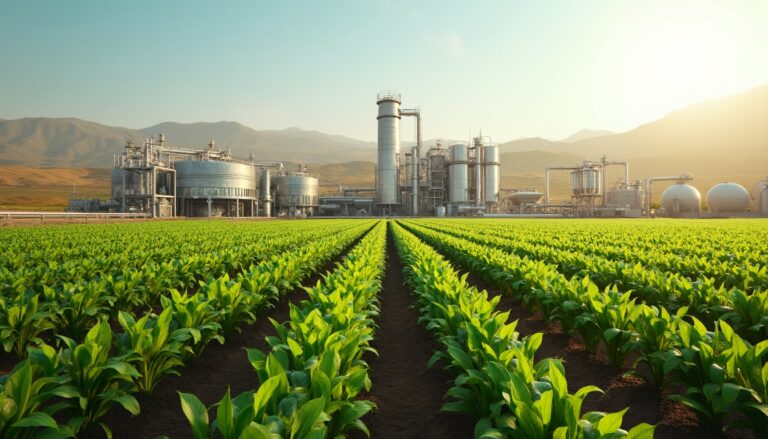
[[99, 229, 370, 439], [99, 286, 304, 438], [456, 269, 722, 438], [359, 229, 475, 439]]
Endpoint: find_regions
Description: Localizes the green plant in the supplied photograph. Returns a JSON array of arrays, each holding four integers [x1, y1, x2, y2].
[[0, 293, 53, 358], [160, 290, 223, 360], [58, 320, 141, 437], [116, 308, 190, 393], [0, 344, 72, 439], [626, 305, 687, 387]]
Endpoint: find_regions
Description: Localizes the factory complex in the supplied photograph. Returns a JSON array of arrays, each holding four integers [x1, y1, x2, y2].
[[68, 91, 768, 219]]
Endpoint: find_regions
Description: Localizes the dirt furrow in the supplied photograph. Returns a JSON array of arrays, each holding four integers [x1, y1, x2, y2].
[[361, 228, 474, 439]]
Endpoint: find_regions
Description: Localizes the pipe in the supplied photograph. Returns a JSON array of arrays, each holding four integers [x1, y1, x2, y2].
[[645, 174, 694, 216], [401, 108, 421, 215], [544, 166, 581, 205], [411, 146, 418, 215], [475, 149, 482, 206]]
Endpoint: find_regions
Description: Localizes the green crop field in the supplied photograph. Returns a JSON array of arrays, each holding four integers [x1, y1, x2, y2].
[[0, 218, 766, 438]]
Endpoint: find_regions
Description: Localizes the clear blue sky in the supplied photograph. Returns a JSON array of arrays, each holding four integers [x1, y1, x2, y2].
[[1, 0, 766, 142]]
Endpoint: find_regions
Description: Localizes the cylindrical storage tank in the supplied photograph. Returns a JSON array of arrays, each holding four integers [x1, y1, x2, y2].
[[259, 168, 271, 217], [706, 182, 750, 213], [571, 167, 601, 196], [483, 144, 500, 204], [272, 173, 319, 212], [448, 143, 468, 203], [376, 92, 401, 207], [661, 183, 701, 215], [762, 186, 768, 216], [436, 206, 446, 217], [111, 168, 125, 199], [175, 161, 258, 200]]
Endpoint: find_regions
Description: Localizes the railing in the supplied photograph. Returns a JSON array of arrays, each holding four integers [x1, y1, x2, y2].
[[1, 211, 150, 221], [377, 90, 401, 102]]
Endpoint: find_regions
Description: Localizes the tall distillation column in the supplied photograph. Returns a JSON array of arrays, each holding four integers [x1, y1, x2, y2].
[[376, 91, 402, 214]]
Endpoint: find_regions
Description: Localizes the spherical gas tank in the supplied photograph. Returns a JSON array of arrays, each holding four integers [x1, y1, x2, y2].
[[706, 182, 750, 213], [661, 183, 701, 215]]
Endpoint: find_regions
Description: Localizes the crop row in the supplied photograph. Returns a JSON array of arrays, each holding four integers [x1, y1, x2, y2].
[[432, 219, 768, 267], [411, 219, 768, 342], [0, 221, 367, 359], [391, 221, 654, 439], [179, 221, 387, 438], [0, 221, 375, 438], [400, 220, 768, 436], [415, 219, 768, 294]]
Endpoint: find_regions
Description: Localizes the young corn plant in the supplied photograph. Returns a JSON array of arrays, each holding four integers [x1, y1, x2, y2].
[[575, 288, 639, 368], [58, 320, 141, 438], [626, 305, 687, 388], [116, 308, 190, 393], [0, 344, 71, 439], [201, 276, 256, 336], [664, 317, 744, 433], [721, 289, 768, 344], [719, 320, 768, 436], [45, 283, 111, 342], [0, 293, 53, 358], [160, 290, 223, 360], [105, 269, 147, 318]]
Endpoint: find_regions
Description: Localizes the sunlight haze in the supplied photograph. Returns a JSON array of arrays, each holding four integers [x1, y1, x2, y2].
[[1, 0, 766, 142]]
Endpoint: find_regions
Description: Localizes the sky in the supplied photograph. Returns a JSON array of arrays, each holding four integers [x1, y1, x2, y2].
[[1, 0, 767, 142]]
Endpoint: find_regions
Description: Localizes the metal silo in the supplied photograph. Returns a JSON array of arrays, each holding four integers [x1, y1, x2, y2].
[[448, 143, 469, 203], [175, 160, 257, 217], [570, 165, 601, 196], [272, 171, 319, 216], [762, 185, 768, 216], [376, 91, 401, 210], [111, 168, 125, 199], [483, 144, 500, 205]]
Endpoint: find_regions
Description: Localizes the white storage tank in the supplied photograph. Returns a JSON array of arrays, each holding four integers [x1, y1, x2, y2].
[[272, 172, 319, 215], [570, 164, 601, 196], [483, 144, 500, 205], [661, 183, 701, 216], [706, 182, 750, 213], [448, 143, 469, 203]]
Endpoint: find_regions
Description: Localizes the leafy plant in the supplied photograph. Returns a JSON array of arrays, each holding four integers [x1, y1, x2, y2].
[[160, 290, 223, 360], [0, 344, 72, 439], [58, 320, 141, 437], [116, 308, 190, 393], [0, 293, 53, 358]]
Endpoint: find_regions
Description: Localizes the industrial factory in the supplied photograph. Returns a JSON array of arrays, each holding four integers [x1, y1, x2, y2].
[[82, 135, 320, 218], [373, 91, 500, 216], [69, 90, 768, 219]]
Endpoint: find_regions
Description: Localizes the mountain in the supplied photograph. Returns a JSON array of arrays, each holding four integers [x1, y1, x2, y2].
[[570, 85, 768, 162], [562, 129, 614, 143], [0, 119, 376, 167], [2, 84, 767, 209], [0, 118, 139, 167]]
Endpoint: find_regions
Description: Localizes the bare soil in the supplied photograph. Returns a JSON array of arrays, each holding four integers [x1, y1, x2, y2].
[[459, 269, 724, 438], [359, 229, 475, 439]]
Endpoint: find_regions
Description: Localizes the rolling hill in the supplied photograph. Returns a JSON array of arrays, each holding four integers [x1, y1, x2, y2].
[[0, 119, 376, 167], [1, 84, 767, 209]]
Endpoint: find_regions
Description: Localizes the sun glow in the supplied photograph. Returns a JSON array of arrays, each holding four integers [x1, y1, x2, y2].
[[601, 4, 764, 127]]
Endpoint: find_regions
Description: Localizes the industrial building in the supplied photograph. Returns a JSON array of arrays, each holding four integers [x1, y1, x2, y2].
[[68, 89, 768, 219], [97, 135, 319, 218], [371, 91, 501, 216]]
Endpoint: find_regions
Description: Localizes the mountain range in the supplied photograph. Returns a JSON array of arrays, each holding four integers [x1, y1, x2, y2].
[[1, 84, 767, 208]]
